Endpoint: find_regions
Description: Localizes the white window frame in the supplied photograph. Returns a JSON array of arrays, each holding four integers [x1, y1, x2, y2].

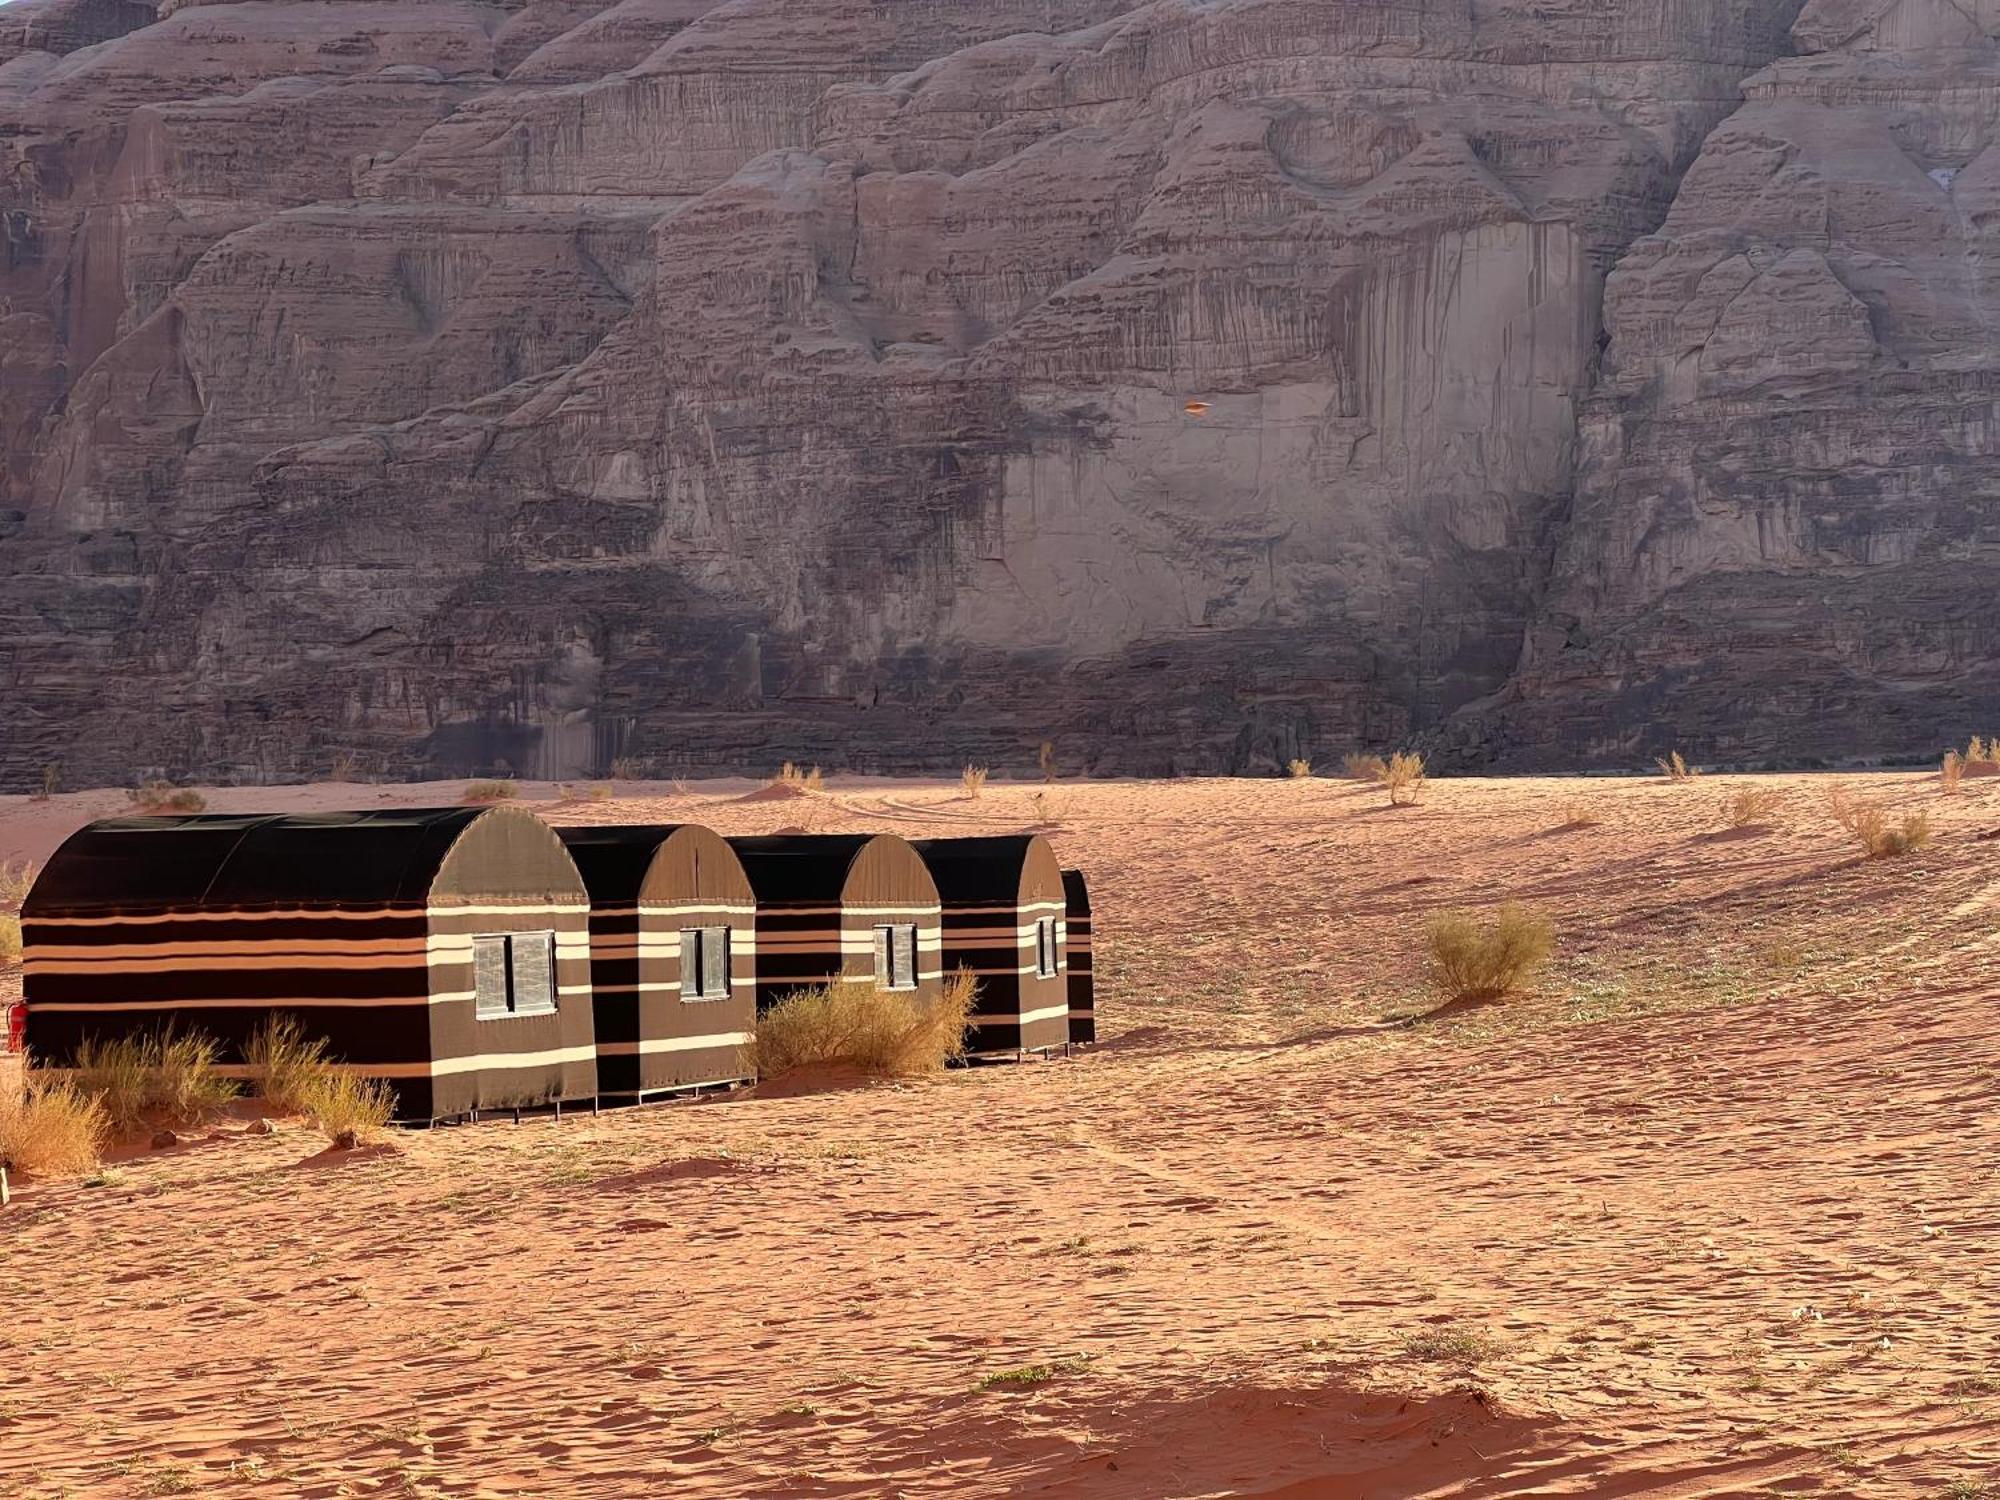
[[679, 925, 732, 1002], [1034, 918, 1059, 979], [874, 923, 918, 992], [471, 930, 558, 1020]]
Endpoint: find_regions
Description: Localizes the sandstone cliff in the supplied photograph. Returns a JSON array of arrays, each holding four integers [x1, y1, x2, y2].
[[1, 0, 1992, 784]]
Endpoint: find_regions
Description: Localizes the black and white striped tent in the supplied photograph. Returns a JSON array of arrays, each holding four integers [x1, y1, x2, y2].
[[22, 808, 596, 1122], [1062, 868, 1095, 1046], [912, 835, 1070, 1056], [558, 824, 757, 1100], [727, 834, 943, 1013]]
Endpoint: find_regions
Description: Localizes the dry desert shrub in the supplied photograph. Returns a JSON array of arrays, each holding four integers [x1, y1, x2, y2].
[[34, 763, 59, 801], [1038, 740, 1057, 781], [244, 1016, 336, 1116], [749, 969, 976, 1080], [1343, 752, 1388, 782], [1829, 788, 1933, 859], [778, 762, 825, 792], [0, 857, 37, 907], [1942, 749, 1965, 794], [1287, 758, 1313, 779], [0, 914, 19, 964], [1968, 735, 1997, 767], [461, 778, 516, 804], [1656, 751, 1698, 783], [302, 1072, 395, 1146], [1726, 786, 1786, 828], [609, 756, 639, 779], [72, 1031, 238, 1134], [961, 764, 989, 798], [129, 781, 207, 813], [0, 1075, 110, 1179], [1554, 795, 1602, 829], [587, 783, 615, 802], [1376, 750, 1426, 807], [1425, 903, 1555, 1005]]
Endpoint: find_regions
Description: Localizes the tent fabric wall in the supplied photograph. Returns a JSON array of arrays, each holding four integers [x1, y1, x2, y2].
[[560, 824, 757, 1098], [728, 835, 943, 1014], [22, 807, 596, 1122], [1062, 868, 1095, 1046], [913, 836, 1070, 1056]]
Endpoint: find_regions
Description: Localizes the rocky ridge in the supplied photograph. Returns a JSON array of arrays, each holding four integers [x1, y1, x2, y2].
[[1, 0, 1994, 785]]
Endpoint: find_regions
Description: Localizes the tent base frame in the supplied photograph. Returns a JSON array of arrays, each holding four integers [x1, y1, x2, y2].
[[600, 1076, 756, 1109]]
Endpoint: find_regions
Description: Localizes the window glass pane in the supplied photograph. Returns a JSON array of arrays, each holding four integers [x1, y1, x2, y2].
[[893, 924, 917, 990], [679, 929, 702, 1000], [701, 926, 729, 998], [874, 925, 892, 987], [509, 931, 555, 1016], [473, 935, 511, 1018]]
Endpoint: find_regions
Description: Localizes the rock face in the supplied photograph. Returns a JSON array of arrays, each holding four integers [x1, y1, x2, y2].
[[1, 0, 1994, 785]]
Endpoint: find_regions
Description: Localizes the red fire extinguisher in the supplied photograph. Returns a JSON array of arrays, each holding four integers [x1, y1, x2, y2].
[[4, 1001, 23, 1055]]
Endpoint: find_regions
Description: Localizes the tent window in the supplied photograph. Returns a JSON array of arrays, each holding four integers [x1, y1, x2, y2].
[[1035, 918, 1059, 978], [473, 931, 557, 1019], [875, 923, 917, 991], [680, 926, 731, 1001]]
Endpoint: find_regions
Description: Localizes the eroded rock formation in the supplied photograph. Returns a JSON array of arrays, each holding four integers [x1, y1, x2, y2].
[[1, 0, 1993, 785]]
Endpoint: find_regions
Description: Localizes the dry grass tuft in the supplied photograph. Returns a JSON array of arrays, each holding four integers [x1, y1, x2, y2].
[[244, 1016, 337, 1116], [587, 783, 615, 801], [1554, 795, 1602, 830], [1656, 751, 1698, 783], [1400, 1326, 1501, 1365], [1425, 903, 1555, 1006], [1942, 750, 1965, 794], [1968, 734, 1995, 767], [1726, 786, 1786, 829], [0, 914, 19, 964], [1375, 750, 1426, 807], [1343, 752, 1387, 782], [1287, 758, 1313, 779], [778, 762, 825, 793], [301, 1072, 396, 1146], [0, 857, 37, 907], [1829, 788, 1932, 859], [749, 970, 976, 1081], [129, 781, 207, 814], [461, 778, 516, 804], [961, 765, 990, 799], [0, 1075, 110, 1178], [72, 1031, 238, 1134]]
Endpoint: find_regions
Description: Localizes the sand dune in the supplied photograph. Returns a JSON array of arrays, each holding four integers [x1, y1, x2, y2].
[[2, 772, 1998, 1497]]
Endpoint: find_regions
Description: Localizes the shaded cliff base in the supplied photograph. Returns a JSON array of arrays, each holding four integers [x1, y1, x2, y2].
[[5, 770, 1999, 1497]]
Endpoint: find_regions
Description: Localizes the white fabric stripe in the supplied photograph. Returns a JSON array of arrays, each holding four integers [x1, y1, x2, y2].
[[598, 1030, 754, 1057], [427, 934, 589, 960], [637, 903, 757, 917], [28, 997, 429, 1012], [978, 1003, 1072, 1027], [430, 903, 589, 917]]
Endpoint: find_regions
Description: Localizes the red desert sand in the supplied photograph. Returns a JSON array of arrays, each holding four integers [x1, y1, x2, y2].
[[2, 772, 1997, 1497]]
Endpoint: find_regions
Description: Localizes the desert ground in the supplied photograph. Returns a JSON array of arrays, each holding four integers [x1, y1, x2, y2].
[[1, 770, 1997, 1498]]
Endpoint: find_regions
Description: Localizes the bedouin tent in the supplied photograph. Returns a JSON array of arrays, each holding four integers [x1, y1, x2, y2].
[[558, 824, 757, 1100], [726, 834, 942, 1013], [1063, 868, 1094, 1046], [22, 808, 596, 1122], [912, 835, 1070, 1056]]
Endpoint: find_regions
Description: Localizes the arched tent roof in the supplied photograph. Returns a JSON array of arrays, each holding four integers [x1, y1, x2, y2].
[[911, 835, 1062, 906], [24, 807, 581, 916], [728, 833, 936, 907], [558, 824, 753, 905], [1062, 868, 1090, 914]]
